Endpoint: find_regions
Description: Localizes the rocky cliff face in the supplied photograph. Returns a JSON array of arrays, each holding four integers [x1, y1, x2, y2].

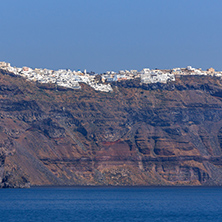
[[1, 70, 222, 187]]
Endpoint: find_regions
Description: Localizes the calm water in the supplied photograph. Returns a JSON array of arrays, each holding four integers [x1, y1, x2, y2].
[[0, 187, 222, 222]]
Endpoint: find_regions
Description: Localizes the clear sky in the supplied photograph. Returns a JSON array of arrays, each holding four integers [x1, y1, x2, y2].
[[1, 0, 222, 73]]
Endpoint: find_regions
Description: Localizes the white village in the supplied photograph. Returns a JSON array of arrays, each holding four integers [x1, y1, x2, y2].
[[0, 61, 221, 92]]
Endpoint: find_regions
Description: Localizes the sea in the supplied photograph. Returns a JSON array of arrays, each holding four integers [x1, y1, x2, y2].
[[0, 187, 222, 222]]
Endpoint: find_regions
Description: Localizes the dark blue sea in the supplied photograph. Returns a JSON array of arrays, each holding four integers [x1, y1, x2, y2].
[[0, 187, 222, 222]]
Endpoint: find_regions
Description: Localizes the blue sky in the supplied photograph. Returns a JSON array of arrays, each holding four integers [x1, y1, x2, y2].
[[1, 0, 222, 73]]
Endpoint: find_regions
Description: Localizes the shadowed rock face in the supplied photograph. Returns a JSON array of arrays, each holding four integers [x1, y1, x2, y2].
[[1, 70, 222, 187]]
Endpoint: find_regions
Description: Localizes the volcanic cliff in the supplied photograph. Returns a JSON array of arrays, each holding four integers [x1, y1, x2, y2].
[[1, 70, 222, 187]]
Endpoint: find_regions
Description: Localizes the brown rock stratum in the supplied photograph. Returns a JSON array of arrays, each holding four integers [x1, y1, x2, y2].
[[1, 70, 222, 187]]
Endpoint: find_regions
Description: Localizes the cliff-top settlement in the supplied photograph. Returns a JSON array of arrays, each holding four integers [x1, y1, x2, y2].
[[2, 61, 222, 187], [0, 61, 220, 92]]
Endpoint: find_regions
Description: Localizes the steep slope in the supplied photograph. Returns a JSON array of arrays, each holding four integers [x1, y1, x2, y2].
[[1, 70, 222, 187]]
